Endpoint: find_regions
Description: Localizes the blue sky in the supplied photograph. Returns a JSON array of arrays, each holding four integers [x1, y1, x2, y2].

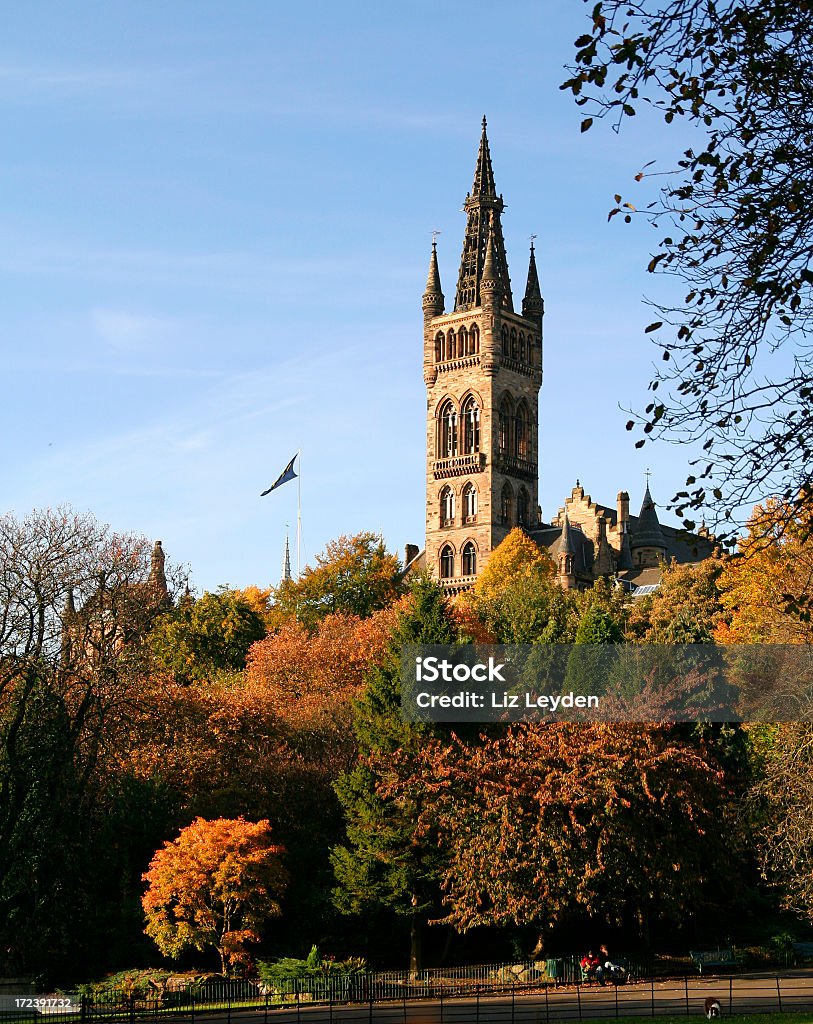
[[2, 1, 704, 592]]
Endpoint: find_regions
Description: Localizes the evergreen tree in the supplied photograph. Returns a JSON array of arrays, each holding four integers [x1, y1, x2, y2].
[[564, 603, 623, 699], [331, 575, 455, 974]]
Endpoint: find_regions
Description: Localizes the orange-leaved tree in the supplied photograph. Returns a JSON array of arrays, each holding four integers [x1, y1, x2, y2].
[[245, 604, 402, 730], [142, 817, 288, 976]]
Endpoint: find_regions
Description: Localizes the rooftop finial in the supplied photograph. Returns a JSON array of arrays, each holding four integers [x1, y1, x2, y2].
[[482, 114, 487, 130]]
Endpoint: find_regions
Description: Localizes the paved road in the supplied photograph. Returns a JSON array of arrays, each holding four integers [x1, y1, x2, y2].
[[118, 971, 813, 1024]]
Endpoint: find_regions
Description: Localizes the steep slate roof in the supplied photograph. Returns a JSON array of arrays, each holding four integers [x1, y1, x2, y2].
[[531, 522, 594, 579], [630, 484, 667, 551]]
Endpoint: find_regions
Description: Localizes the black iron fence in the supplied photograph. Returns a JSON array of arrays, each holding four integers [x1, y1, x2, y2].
[[4, 968, 813, 1024]]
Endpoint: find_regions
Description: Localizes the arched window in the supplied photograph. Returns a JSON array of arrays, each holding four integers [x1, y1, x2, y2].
[[499, 395, 513, 454], [501, 483, 514, 526], [462, 482, 478, 523], [462, 542, 477, 576], [526, 336, 533, 367], [438, 400, 457, 458], [519, 332, 526, 362], [470, 324, 480, 354], [440, 545, 455, 579], [501, 325, 509, 355], [461, 396, 480, 454], [458, 326, 468, 357], [435, 332, 444, 362], [511, 328, 518, 359], [515, 402, 529, 459], [440, 486, 455, 527], [447, 329, 456, 360], [517, 487, 530, 527]]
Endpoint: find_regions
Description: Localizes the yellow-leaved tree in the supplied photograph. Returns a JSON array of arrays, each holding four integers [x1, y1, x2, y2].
[[472, 527, 554, 602], [715, 498, 813, 644], [456, 528, 572, 644]]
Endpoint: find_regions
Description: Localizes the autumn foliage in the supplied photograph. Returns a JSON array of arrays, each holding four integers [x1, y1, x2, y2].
[[246, 604, 402, 727], [142, 817, 288, 976], [390, 724, 729, 937], [716, 499, 813, 644]]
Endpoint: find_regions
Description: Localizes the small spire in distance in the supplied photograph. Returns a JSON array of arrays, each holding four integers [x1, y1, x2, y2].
[[282, 532, 292, 584]]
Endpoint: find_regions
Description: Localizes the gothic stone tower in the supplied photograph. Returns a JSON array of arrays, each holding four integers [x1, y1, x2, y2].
[[423, 118, 544, 592]]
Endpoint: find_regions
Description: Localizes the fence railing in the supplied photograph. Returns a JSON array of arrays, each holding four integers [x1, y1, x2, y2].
[[7, 963, 813, 1024], [53, 955, 650, 1015]]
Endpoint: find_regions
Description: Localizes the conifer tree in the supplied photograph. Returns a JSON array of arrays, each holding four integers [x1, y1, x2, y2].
[[331, 575, 455, 974]]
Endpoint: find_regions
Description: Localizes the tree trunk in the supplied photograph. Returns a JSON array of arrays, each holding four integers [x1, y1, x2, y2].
[[440, 924, 454, 965], [637, 907, 651, 951], [409, 913, 422, 978]]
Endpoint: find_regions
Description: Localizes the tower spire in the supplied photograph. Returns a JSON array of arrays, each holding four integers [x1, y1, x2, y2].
[[282, 531, 292, 584], [454, 117, 513, 313]]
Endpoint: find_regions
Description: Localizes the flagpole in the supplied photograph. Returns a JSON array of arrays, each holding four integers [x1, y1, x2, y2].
[[296, 449, 301, 580]]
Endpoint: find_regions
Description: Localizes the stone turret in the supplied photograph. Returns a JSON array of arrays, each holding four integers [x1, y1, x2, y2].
[[149, 540, 168, 596], [422, 240, 444, 320], [556, 514, 578, 590]]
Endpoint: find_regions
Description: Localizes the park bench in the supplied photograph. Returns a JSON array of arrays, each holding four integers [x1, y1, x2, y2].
[[792, 942, 813, 964], [689, 949, 743, 974]]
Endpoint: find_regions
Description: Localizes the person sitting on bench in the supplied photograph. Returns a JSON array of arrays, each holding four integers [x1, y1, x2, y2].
[[580, 951, 601, 981]]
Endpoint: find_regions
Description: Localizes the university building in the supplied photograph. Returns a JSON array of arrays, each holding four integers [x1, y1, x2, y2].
[[407, 118, 713, 595]]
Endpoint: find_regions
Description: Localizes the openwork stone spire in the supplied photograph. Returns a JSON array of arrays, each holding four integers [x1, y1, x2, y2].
[[454, 117, 513, 313]]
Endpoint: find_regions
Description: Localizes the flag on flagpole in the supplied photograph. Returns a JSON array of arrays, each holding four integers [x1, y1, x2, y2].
[[261, 455, 298, 496]]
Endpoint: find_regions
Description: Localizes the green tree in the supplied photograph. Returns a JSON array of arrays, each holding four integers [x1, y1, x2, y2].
[[563, 1, 813, 543], [564, 601, 624, 698], [149, 588, 266, 683], [626, 559, 725, 643], [331, 575, 454, 974], [270, 533, 403, 631], [574, 603, 624, 645]]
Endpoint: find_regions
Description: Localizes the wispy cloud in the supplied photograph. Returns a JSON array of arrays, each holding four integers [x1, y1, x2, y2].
[[0, 61, 201, 100], [92, 308, 177, 351]]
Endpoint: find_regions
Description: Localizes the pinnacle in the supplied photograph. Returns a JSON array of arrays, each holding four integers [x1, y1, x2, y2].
[[523, 240, 543, 318]]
